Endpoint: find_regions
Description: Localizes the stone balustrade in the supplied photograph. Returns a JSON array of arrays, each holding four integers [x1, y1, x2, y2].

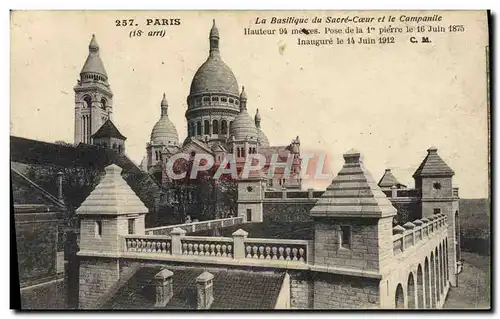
[[264, 189, 325, 200], [392, 214, 447, 255], [123, 235, 172, 254], [244, 238, 310, 262], [145, 216, 244, 235], [180, 236, 234, 258], [121, 228, 312, 266]]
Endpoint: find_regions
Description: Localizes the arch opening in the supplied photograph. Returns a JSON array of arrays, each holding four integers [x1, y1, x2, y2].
[[408, 273, 416, 308], [417, 264, 424, 308], [395, 284, 405, 309]]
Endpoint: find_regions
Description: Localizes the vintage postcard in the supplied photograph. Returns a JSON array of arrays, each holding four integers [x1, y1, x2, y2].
[[10, 10, 490, 310]]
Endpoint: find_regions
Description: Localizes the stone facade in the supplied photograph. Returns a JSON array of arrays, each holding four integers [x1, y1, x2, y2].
[[313, 273, 380, 309]]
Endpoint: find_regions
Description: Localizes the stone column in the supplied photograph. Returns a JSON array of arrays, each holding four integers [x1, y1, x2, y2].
[[154, 269, 174, 307], [196, 271, 214, 309], [232, 229, 248, 259], [403, 222, 416, 247], [170, 227, 186, 255], [391, 185, 397, 199]]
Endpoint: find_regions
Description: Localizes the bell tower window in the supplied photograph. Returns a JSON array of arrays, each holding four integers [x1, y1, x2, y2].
[[101, 98, 107, 110]]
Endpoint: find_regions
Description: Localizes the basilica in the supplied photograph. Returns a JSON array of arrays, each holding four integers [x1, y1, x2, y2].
[[74, 20, 302, 190]]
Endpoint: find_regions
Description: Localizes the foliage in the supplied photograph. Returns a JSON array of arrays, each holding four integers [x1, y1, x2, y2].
[[459, 199, 490, 255], [153, 157, 238, 226]]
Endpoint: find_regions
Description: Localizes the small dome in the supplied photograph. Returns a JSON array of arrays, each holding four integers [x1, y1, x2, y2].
[[150, 118, 179, 145], [150, 94, 179, 145], [230, 112, 259, 141], [257, 129, 270, 147], [230, 87, 258, 141]]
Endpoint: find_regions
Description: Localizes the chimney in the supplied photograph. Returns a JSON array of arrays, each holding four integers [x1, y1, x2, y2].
[[154, 269, 174, 307], [196, 271, 214, 309], [56, 171, 64, 203]]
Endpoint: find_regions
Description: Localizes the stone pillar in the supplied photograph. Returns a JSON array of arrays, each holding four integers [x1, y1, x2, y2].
[[391, 185, 397, 199], [393, 225, 405, 251], [196, 272, 214, 309], [403, 222, 416, 247], [421, 218, 430, 238], [57, 171, 64, 203], [232, 229, 248, 259], [154, 269, 174, 307], [171, 227, 186, 255]]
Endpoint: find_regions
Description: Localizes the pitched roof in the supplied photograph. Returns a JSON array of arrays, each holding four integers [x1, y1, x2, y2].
[[103, 266, 285, 310], [92, 119, 127, 140], [310, 150, 397, 218], [413, 146, 455, 178], [76, 164, 148, 215], [378, 169, 405, 188], [81, 34, 108, 77]]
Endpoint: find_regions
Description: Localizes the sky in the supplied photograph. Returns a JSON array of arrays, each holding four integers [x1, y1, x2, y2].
[[10, 10, 489, 198]]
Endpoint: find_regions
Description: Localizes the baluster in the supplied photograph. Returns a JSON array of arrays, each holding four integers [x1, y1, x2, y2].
[[227, 245, 232, 258], [298, 247, 305, 262], [151, 241, 157, 253], [161, 242, 166, 253], [193, 243, 199, 255], [259, 246, 265, 259], [252, 246, 259, 259], [182, 243, 188, 254], [278, 247, 285, 260], [292, 247, 298, 261], [141, 240, 147, 252], [210, 244, 216, 256], [216, 244, 221, 257], [246, 245, 252, 258], [204, 244, 210, 256], [272, 247, 278, 260], [127, 239, 132, 252], [222, 244, 227, 257], [167, 242, 171, 254], [265, 246, 271, 259], [146, 241, 152, 253], [155, 242, 161, 253], [188, 243, 194, 255], [285, 247, 291, 261]]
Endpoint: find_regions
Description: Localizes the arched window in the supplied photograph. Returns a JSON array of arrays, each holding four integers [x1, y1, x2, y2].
[[204, 120, 210, 134], [83, 95, 92, 108], [229, 121, 233, 133], [189, 122, 194, 137], [213, 120, 219, 134], [112, 143, 117, 149], [196, 122, 202, 135], [118, 144, 123, 154], [221, 120, 228, 135], [101, 98, 107, 110]]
